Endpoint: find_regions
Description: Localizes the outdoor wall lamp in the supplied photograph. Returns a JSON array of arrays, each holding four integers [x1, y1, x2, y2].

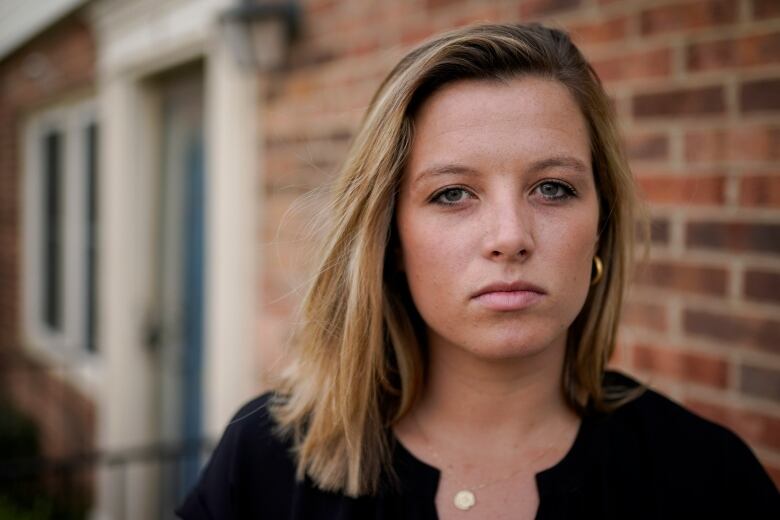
[[220, 0, 300, 71]]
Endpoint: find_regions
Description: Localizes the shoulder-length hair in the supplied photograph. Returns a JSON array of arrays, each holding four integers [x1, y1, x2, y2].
[[272, 22, 643, 497]]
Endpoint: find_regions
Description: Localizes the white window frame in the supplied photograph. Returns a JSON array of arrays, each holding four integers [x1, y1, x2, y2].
[[21, 98, 99, 371]]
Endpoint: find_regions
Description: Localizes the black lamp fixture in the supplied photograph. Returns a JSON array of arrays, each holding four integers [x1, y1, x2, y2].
[[220, 0, 300, 71]]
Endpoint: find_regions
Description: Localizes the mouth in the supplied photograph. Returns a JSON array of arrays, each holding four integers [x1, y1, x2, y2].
[[471, 281, 546, 311]]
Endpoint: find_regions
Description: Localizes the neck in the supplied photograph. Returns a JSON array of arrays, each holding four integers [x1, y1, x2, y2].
[[413, 333, 575, 449]]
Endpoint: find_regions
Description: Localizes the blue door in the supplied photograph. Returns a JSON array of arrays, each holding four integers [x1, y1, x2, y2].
[[155, 64, 206, 510], [180, 132, 205, 492]]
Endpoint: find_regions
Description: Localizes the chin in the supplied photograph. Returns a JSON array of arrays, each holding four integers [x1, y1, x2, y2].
[[472, 338, 555, 361], [425, 312, 573, 363], [454, 326, 567, 362]]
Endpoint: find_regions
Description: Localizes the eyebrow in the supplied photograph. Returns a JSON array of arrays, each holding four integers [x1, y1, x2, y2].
[[412, 155, 590, 186]]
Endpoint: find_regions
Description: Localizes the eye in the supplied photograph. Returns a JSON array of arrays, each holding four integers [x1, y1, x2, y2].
[[431, 187, 473, 205], [535, 181, 576, 201]]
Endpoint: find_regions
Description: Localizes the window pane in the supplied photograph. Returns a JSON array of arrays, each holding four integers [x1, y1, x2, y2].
[[85, 122, 98, 353], [42, 130, 63, 331]]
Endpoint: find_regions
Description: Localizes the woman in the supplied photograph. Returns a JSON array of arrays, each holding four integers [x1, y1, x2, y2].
[[178, 23, 779, 519]]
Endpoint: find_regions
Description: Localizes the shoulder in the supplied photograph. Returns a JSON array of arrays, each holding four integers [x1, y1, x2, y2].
[[600, 370, 735, 445], [176, 392, 298, 519], [593, 370, 779, 516], [202, 392, 295, 482], [216, 392, 293, 466], [600, 370, 751, 461]]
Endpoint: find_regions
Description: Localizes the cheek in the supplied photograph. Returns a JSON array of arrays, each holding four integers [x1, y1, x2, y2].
[[398, 207, 458, 274], [547, 214, 599, 304], [400, 225, 450, 294], [397, 216, 473, 317], [568, 249, 597, 326], [562, 232, 596, 282]]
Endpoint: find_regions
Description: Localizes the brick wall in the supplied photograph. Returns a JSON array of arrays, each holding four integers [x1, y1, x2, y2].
[[259, 0, 780, 484], [0, 12, 96, 458]]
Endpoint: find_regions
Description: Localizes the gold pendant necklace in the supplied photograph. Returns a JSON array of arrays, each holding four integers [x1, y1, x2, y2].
[[410, 412, 563, 512], [453, 490, 476, 511], [447, 460, 533, 511]]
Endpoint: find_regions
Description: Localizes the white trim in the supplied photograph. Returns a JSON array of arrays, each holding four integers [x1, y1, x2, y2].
[[90, 1, 265, 515], [21, 98, 101, 394], [204, 30, 259, 436]]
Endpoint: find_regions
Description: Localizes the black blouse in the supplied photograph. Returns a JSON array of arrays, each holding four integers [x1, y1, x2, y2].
[[177, 371, 780, 519]]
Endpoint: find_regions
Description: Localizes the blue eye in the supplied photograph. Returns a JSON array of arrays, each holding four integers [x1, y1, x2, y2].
[[432, 187, 472, 205], [536, 181, 575, 201]]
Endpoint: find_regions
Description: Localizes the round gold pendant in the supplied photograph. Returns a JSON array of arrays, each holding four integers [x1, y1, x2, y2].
[[454, 490, 476, 511]]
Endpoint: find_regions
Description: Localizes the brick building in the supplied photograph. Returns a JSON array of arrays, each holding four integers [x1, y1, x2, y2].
[[1, 0, 262, 515], [0, 2, 98, 475], [259, 0, 780, 485], [0, 0, 778, 516]]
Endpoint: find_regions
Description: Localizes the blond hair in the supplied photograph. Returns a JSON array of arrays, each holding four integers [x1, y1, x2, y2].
[[272, 23, 643, 497]]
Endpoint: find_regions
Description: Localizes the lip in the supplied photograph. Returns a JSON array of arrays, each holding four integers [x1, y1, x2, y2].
[[471, 281, 546, 311]]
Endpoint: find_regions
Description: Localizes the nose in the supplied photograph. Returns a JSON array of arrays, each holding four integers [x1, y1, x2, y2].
[[482, 196, 534, 261]]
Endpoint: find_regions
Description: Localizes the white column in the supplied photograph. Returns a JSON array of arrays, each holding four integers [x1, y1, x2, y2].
[[94, 75, 160, 519], [203, 28, 260, 437]]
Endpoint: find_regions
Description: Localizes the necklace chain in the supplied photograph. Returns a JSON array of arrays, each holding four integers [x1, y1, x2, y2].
[[410, 411, 563, 511]]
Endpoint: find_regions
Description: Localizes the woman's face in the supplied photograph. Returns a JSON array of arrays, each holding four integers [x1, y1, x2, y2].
[[396, 76, 600, 361]]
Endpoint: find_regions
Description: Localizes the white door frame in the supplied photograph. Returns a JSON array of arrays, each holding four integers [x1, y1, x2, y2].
[[91, 0, 265, 516]]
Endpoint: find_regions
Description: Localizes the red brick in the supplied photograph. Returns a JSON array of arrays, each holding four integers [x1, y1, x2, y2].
[[450, 6, 504, 28], [683, 308, 780, 353], [636, 174, 726, 206], [640, 0, 739, 36], [687, 31, 780, 72], [625, 132, 669, 161], [592, 47, 673, 83], [651, 219, 670, 244], [686, 221, 780, 255], [741, 365, 780, 401], [568, 15, 630, 46], [622, 301, 668, 332], [685, 398, 780, 450], [608, 342, 626, 366], [633, 86, 725, 119], [635, 260, 729, 296], [752, 0, 780, 18], [740, 77, 780, 113], [740, 175, 780, 207], [519, 0, 582, 18], [636, 217, 671, 245], [3, 353, 96, 460], [425, 0, 467, 8], [262, 272, 300, 315], [633, 343, 730, 388], [346, 37, 381, 58], [685, 126, 780, 163], [308, 0, 339, 16], [744, 269, 780, 304], [3, 16, 95, 108]]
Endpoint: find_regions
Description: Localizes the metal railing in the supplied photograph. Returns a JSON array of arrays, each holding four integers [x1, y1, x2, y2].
[[0, 353, 214, 519], [0, 438, 215, 520]]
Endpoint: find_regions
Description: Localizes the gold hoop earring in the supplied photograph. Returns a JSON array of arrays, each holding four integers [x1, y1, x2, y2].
[[591, 255, 604, 286]]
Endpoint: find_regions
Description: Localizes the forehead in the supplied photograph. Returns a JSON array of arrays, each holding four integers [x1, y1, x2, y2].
[[405, 77, 591, 178], [414, 75, 583, 118]]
